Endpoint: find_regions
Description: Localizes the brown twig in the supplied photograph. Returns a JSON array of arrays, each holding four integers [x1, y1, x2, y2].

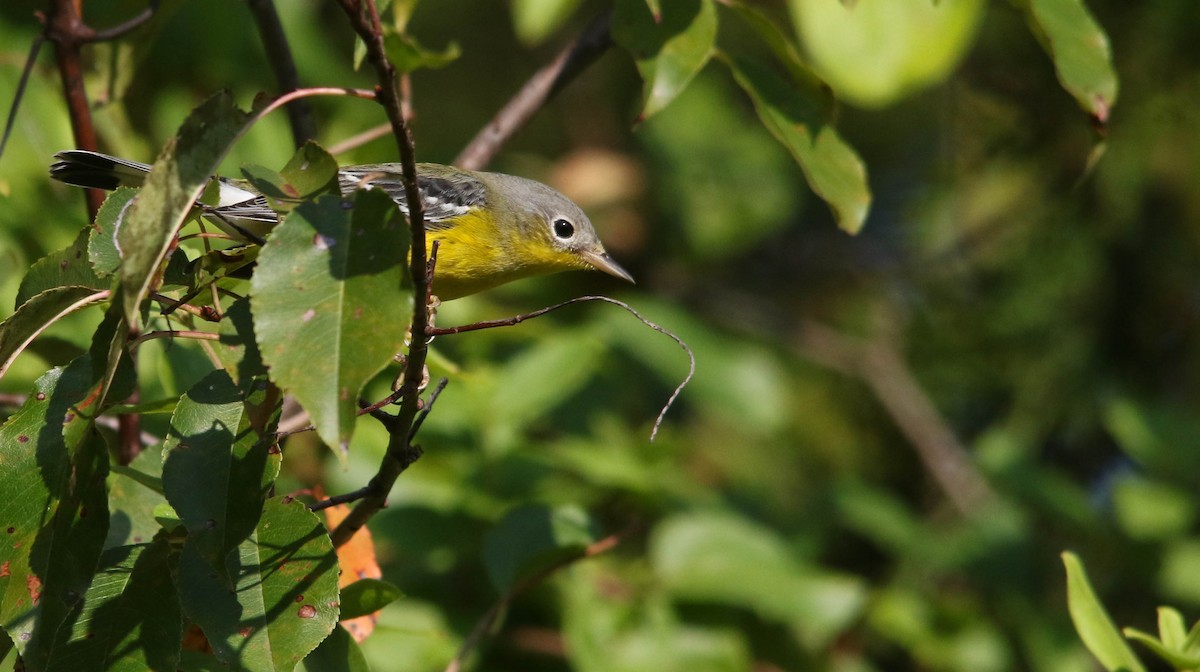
[[246, 0, 317, 147], [444, 531, 625, 672], [42, 0, 104, 220], [329, 0, 430, 548], [432, 295, 694, 442], [454, 11, 612, 171], [129, 329, 221, 351], [795, 320, 996, 515], [0, 35, 46, 165]]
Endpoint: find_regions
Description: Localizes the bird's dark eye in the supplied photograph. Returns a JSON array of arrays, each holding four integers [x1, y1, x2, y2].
[[553, 218, 575, 239]]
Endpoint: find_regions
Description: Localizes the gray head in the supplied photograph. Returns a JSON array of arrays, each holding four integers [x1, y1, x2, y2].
[[487, 172, 634, 283]]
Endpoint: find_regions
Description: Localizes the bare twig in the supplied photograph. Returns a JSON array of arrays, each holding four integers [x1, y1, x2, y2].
[[432, 295, 693, 442], [246, 0, 316, 147], [0, 35, 46, 164], [795, 320, 996, 515], [445, 531, 624, 672], [328, 0, 431, 548], [89, 0, 160, 42], [129, 329, 221, 351], [42, 0, 104, 219], [455, 11, 613, 171]]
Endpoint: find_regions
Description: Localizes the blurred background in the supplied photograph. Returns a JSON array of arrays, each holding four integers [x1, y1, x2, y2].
[[2, 0, 1199, 670]]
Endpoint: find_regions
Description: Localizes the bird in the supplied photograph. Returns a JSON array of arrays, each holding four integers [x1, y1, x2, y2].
[[50, 149, 634, 300]]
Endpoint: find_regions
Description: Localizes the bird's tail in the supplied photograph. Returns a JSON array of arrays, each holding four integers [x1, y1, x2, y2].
[[49, 150, 153, 190]]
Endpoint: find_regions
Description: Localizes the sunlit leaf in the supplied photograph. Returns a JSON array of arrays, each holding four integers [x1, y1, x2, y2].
[[15, 227, 108, 308], [511, 0, 582, 46], [1062, 552, 1146, 672], [107, 448, 168, 549], [91, 187, 138, 278], [789, 0, 984, 108], [339, 579, 403, 620], [1123, 627, 1200, 670], [613, 0, 717, 121], [0, 286, 108, 380], [242, 141, 340, 213], [651, 513, 866, 648], [251, 189, 410, 457], [176, 497, 340, 671], [1025, 0, 1119, 122], [722, 53, 870, 233], [210, 296, 267, 388]]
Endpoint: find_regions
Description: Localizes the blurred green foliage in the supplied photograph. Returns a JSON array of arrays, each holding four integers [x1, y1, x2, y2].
[[1, 0, 1198, 670]]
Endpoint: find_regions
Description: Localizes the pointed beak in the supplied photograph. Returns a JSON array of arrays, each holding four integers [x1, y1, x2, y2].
[[581, 250, 635, 284]]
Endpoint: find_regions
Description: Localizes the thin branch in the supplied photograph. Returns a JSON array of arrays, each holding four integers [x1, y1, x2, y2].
[[432, 295, 694, 442], [0, 290, 111, 380], [129, 329, 221, 351], [408, 376, 448, 441], [329, 0, 432, 548], [325, 123, 392, 156], [43, 0, 104, 219], [246, 0, 317, 147], [795, 320, 996, 515], [455, 10, 612, 171], [444, 531, 624, 672], [0, 35, 46, 164], [88, 0, 160, 42]]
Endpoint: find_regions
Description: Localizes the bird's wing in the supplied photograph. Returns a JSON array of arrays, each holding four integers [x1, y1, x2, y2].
[[337, 165, 488, 230]]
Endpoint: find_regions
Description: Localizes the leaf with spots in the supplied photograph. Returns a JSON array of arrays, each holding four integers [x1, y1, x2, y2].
[[15, 227, 109, 309], [0, 351, 115, 669], [0, 286, 109, 381], [162, 370, 282, 580], [176, 497, 340, 671], [241, 141, 341, 214], [250, 188, 410, 460]]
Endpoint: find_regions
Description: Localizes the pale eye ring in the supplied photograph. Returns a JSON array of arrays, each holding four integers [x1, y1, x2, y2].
[[552, 218, 575, 240]]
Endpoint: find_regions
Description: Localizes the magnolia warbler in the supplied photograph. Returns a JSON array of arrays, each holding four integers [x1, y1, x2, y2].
[[50, 150, 634, 300]]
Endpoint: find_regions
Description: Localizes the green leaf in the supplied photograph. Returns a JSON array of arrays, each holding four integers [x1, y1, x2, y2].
[[91, 187, 139, 277], [0, 286, 109, 380], [487, 326, 604, 437], [251, 189, 410, 457], [118, 91, 250, 325], [1124, 628, 1200, 670], [613, 0, 717, 121], [725, 1, 826, 88], [339, 579, 403, 620], [163, 370, 282, 577], [383, 32, 461, 74], [15, 227, 108, 308], [300, 624, 370, 672], [107, 449, 168, 549], [483, 505, 597, 592], [42, 540, 182, 671], [722, 53, 871, 233], [650, 513, 866, 648], [1062, 551, 1146, 672], [0, 360, 112, 669], [1157, 607, 1187, 652], [242, 141, 341, 213], [1026, 0, 1119, 121], [789, 0, 985, 108], [176, 497, 341, 671], [511, 0, 582, 46], [211, 296, 268, 388]]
